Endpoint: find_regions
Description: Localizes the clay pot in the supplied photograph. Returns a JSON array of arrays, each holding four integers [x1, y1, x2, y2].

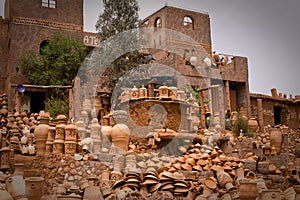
[[239, 181, 257, 200], [258, 189, 281, 200], [53, 139, 64, 154], [0, 147, 11, 170], [110, 124, 130, 154], [248, 117, 258, 133], [55, 122, 66, 140], [0, 190, 14, 200], [269, 128, 282, 154], [64, 141, 77, 154], [5, 174, 27, 200], [45, 141, 53, 156], [14, 163, 25, 176], [35, 139, 46, 156], [158, 86, 169, 99], [139, 85, 148, 99], [25, 177, 44, 200], [34, 115, 50, 156], [90, 119, 101, 140], [130, 86, 139, 100], [47, 126, 56, 142], [168, 87, 177, 100], [83, 186, 104, 200], [64, 123, 78, 141]]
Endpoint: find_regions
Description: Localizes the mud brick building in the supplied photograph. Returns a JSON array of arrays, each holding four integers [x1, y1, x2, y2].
[[0, 0, 98, 113], [142, 6, 250, 125]]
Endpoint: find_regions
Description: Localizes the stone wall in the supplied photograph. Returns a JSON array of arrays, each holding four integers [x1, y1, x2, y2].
[[250, 94, 300, 129]]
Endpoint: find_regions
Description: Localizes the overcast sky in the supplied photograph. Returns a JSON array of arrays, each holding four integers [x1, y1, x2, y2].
[[1, 0, 299, 97]]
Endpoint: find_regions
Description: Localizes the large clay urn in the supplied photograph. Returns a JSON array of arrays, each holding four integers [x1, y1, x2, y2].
[[5, 174, 28, 200], [269, 128, 282, 154], [33, 111, 50, 156], [110, 124, 130, 154]]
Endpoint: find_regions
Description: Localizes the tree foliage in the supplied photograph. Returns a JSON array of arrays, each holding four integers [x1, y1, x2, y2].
[[20, 32, 87, 86], [94, 0, 150, 90]]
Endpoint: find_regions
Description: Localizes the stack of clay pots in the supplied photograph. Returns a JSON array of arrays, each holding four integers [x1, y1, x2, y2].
[[53, 115, 67, 154], [45, 123, 56, 156], [64, 122, 78, 155]]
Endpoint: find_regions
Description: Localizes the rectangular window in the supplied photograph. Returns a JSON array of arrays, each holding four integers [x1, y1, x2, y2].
[[42, 0, 56, 8]]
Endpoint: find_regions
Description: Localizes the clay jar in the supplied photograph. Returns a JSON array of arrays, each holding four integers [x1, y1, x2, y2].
[[5, 174, 27, 200], [269, 128, 283, 154], [34, 112, 50, 156], [158, 86, 169, 99], [110, 124, 130, 154], [55, 115, 67, 140], [239, 180, 257, 200], [25, 177, 44, 200], [138, 85, 148, 99], [130, 86, 139, 100], [65, 123, 78, 141]]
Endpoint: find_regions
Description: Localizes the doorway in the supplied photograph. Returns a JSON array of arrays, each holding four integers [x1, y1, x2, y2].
[[30, 92, 46, 113], [274, 106, 281, 125]]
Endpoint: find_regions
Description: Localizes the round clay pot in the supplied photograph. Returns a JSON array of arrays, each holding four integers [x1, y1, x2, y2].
[[110, 124, 130, 153]]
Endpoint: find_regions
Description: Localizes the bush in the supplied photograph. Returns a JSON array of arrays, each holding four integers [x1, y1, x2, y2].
[[232, 115, 249, 136], [45, 97, 70, 118]]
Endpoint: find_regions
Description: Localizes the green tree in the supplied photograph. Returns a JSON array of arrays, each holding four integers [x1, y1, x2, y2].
[[95, 0, 150, 91], [20, 32, 87, 86]]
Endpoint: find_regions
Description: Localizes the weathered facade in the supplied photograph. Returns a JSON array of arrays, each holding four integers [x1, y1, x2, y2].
[[250, 89, 300, 130], [0, 0, 98, 112]]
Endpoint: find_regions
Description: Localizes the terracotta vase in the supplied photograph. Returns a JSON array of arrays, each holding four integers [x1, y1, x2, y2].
[[55, 116, 67, 140], [269, 128, 282, 154], [110, 124, 130, 154], [101, 125, 112, 152], [130, 86, 139, 100], [14, 163, 25, 176], [34, 114, 50, 156], [239, 181, 257, 200], [168, 87, 177, 100], [25, 177, 44, 200], [258, 189, 281, 200], [5, 174, 28, 200], [64, 123, 78, 141]]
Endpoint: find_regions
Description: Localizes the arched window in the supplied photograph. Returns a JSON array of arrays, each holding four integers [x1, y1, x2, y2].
[[183, 16, 193, 30], [155, 17, 162, 28]]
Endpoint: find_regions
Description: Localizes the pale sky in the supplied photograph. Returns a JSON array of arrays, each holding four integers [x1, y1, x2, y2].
[[1, 0, 299, 97]]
